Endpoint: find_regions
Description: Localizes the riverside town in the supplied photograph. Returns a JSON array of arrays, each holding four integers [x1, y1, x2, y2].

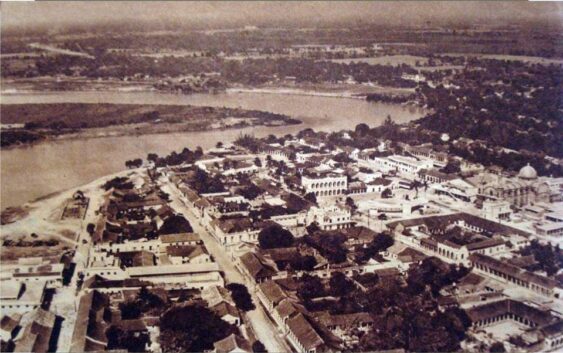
[[1, 2, 562, 353]]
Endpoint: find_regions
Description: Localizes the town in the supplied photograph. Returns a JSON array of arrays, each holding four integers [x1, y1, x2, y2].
[[1, 123, 562, 353]]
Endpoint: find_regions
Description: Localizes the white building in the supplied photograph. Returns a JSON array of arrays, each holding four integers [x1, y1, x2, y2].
[[301, 174, 347, 197]]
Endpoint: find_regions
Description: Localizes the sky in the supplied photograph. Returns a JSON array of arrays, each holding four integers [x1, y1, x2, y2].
[[1, 1, 561, 30]]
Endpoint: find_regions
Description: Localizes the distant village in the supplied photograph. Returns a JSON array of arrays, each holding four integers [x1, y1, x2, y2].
[[1, 126, 562, 353]]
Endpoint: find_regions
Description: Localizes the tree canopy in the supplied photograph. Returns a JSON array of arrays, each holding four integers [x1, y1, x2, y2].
[[258, 224, 295, 249], [158, 215, 193, 235]]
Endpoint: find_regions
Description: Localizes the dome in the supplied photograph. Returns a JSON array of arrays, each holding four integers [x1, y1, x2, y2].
[[518, 163, 537, 180]]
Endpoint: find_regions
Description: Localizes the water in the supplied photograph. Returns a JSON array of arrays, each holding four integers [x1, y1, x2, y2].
[[1, 90, 425, 209]]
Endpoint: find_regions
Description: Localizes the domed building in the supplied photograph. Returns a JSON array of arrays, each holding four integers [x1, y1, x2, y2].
[[518, 163, 538, 180], [467, 164, 551, 207]]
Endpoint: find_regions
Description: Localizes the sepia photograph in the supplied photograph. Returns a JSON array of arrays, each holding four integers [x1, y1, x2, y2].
[[0, 1, 562, 352]]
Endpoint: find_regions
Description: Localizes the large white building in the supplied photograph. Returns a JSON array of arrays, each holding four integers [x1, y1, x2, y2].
[[301, 174, 347, 197]]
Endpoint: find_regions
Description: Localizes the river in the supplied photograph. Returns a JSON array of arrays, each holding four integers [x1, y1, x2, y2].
[[1, 90, 426, 210]]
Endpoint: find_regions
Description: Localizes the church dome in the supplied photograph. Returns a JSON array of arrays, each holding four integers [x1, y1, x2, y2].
[[518, 163, 538, 180]]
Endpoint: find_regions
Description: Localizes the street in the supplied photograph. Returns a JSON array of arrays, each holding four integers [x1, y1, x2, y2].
[[160, 180, 292, 353]]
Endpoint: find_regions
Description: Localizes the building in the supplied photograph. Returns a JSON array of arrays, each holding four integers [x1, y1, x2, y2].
[[301, 174, 347, 197], [13, 309, 56, 353], [0, 280, 46, 314], [373, 155, 434, 176], [534, 222, 563, 238], [70, 291, 111, 352], [467, 164, 552, 207], [307, 205, 353, 231], [0, 313, 21, 342], [470, 253, 562, 299], [238, 252, 278, 284], [481, 200, 512, 221], [430, 179, 478, 203]]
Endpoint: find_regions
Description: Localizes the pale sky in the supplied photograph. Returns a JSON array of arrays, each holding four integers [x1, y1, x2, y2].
[[1, 1, 561, 30]]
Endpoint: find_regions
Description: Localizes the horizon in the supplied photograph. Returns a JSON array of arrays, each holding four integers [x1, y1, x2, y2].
[[2, 1, 562, 32]]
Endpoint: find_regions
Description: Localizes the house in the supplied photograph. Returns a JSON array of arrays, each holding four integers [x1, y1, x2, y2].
[[213, 333, 252, 353], [70, 291, 111, 352], [257, 280, 289, 313], [201, 286, 234, 307], [238, 252, 278, 284], [210, 302, 241, 326], [315, 311, 374, 336], [13, 309, 56, 353], [366, 178, 394, 194], [286, 313, 335, 353], [210, 217, 263, 246]]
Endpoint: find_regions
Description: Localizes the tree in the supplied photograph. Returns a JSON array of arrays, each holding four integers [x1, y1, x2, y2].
[[106, 325, 150, 352], [381, 188, 392, 198], [306, 222, 321, 235], [290, 255, 317, 271], [119, 300, 142, 320], [258, 224, 294, 249], [125, 158, 143, 169], [489, 342, 506, 353], [226, 283, 255, 311], [160, 305, 236, 353], [304, 192, 317, 204], [158, 215, 193, 235], [370, 233, 395, 253], [298, 274, 325, 300], [252, 340, 266, 353], [330, 271, 353, 297], [147, 153, 159, 163], [345, 197, 357, 212], [254, 157, 262, 167], [86, 223, 96, 235], [355, 123, 370, 137], [440, 160, 461, 174]]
